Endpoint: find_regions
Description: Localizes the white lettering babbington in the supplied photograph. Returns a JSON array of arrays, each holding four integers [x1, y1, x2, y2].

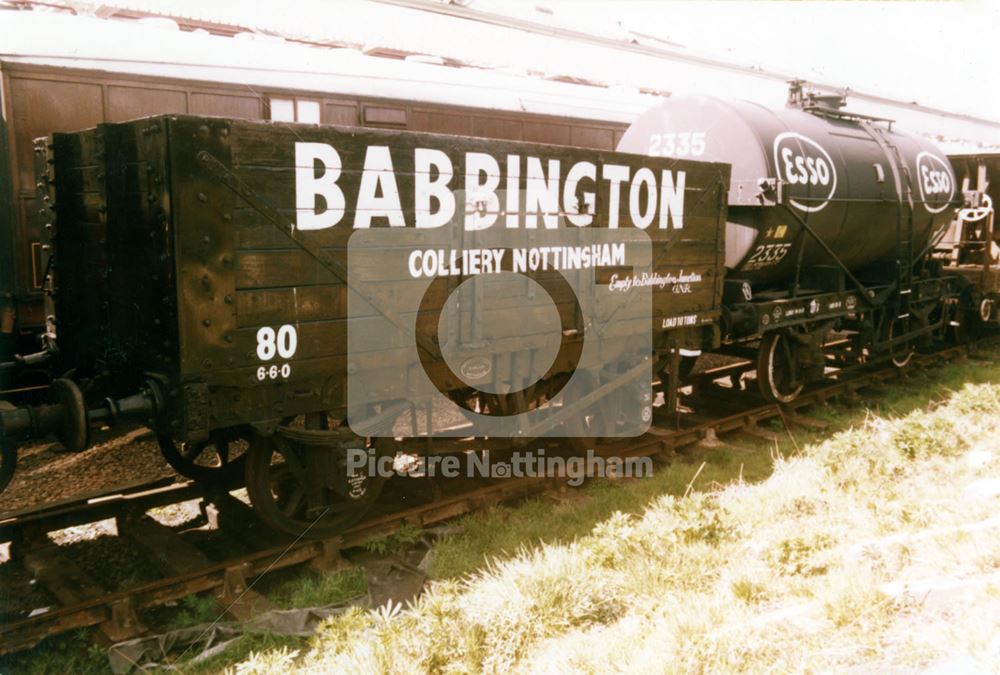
[[294, 142, 686, 231]]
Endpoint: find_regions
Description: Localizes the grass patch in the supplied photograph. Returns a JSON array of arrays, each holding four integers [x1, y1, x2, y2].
[[150, 568, 367, 672], [228, 347, 1000, 672], [182, 632, 309, 675], [165, 594, 221, 631], [362, 523, 424, 556], [429, 450, 777, 581], [266, 567, 367, 610], [0, 630, 107, 675]]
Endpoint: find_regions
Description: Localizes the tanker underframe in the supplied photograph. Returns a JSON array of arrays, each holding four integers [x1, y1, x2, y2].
[[718, 219, 967, 405], [617, 84, 994, 404]]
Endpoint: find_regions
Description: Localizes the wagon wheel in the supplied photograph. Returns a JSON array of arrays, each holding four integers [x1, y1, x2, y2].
[[561, 369, 647, 451], [0, 433, 16, 496], [563, 373, 610, 451], [244, 416, 393, 538], [757, 331, 804, 403], [655, 353, 698, 393], [157, 428, 248, 486]]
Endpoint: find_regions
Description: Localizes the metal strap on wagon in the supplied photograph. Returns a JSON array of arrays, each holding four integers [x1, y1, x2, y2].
[[195, 150, 444, 363]]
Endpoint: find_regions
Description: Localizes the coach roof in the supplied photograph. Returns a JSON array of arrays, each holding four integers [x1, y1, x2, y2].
[[0, 10, 656, 124]]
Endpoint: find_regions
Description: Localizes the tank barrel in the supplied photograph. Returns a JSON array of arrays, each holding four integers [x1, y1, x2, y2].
[[616, 94, 958, 287]]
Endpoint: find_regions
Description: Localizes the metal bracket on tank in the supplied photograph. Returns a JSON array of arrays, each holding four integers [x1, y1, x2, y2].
[[756, 177, 781, 207], [787, 80, 894, 129], [776, 203, 882, 309]]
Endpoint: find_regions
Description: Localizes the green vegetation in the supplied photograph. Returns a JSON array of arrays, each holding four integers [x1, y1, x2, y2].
[[363, 523, 424, 556], [0, 629, 108, 675], [226, 348, 1000, 673], [166, 594, 222, 631], [6, 348, 1000, 673], [157, 566, 368, 675], [181, 633, 311, 675], [266, 567, 367, 610]]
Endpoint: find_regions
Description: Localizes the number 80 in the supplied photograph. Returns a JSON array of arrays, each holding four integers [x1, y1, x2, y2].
[[256, 324, 298, 361]]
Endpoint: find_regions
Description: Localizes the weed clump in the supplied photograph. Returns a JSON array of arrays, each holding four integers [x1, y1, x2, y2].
[[768, 532, 834, 577]]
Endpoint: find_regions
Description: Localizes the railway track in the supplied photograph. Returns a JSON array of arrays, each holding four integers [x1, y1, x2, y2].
[[0, 342, 979, 657]]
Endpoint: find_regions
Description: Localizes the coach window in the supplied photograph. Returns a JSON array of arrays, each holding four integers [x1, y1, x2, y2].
[[269, 97, 295, 121], [269, 97, 321, 123], [297, 100, 321, 124]]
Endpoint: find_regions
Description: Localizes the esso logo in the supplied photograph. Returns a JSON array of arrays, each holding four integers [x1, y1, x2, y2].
[[772, 132, 838, 212], [915, 152, 955, 214]]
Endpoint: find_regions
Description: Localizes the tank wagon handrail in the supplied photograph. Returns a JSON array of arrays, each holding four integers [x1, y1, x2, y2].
[[774, 202, 879, 308]]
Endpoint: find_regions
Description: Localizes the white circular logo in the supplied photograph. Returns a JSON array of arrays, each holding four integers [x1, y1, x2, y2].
[[459, 356, 492, 381], [772, 132, 838, 213], [915, 151, 955, 214]]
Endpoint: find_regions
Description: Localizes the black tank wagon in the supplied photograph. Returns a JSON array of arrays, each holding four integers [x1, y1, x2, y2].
[[0, 114, 729, 534], [619, 84, 971, 402]]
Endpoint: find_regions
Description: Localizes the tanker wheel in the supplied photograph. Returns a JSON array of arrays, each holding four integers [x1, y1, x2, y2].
[[0, 434, 16, 496], [157, 429, 248, 486], [981, 297, 996, 323], [757, 331, 804, 403], [245, 419, 392, 538], [888, 316, 915, 368]]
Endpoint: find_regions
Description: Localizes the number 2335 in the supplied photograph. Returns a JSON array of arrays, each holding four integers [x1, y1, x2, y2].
[[745, 243, 791, 269], [648, 132, 706, 157]]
